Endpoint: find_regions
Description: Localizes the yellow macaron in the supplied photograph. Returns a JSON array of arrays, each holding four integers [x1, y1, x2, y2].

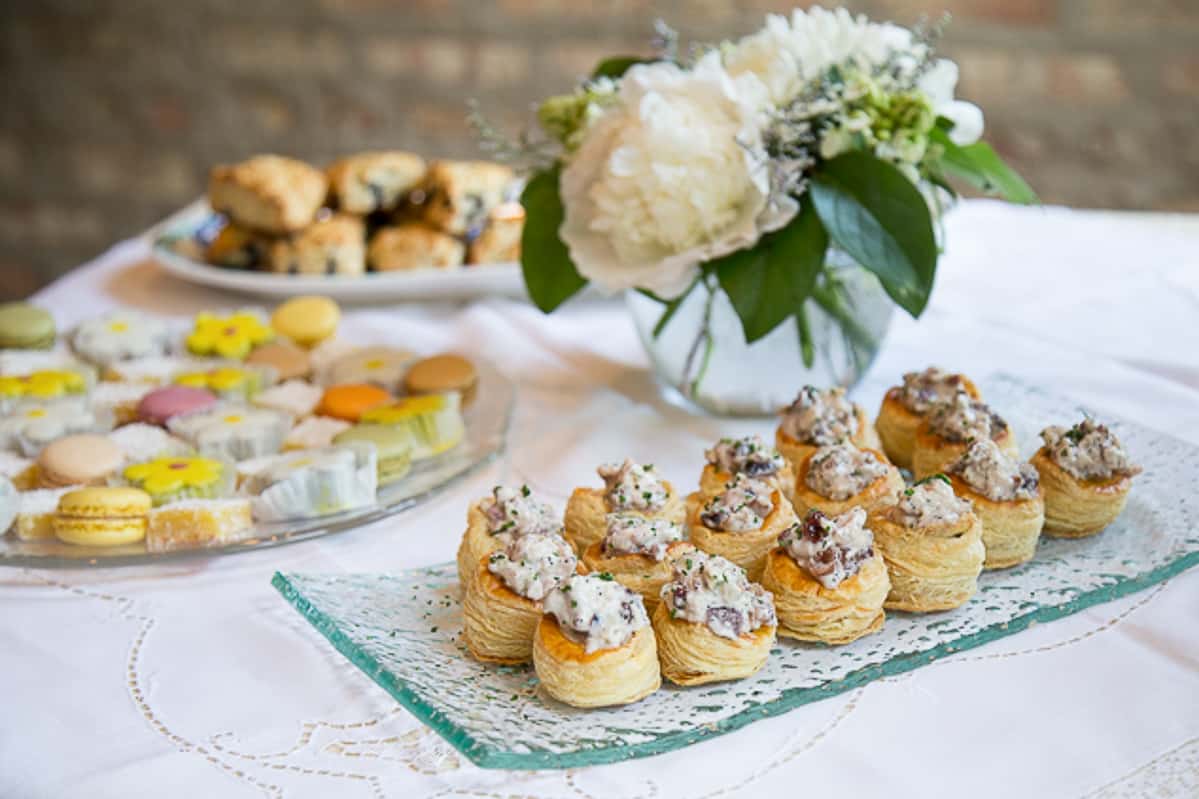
[[271, 296, 340, 348], [54, 486, 152, 547]]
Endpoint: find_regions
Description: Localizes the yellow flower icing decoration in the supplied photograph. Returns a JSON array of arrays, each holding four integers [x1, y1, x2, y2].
[[360, 395, 446, 424], [125, 456, 223, 496], [185, 312, 273, 360], [175, 366, 258, 395], [0, 370, 87, 399]]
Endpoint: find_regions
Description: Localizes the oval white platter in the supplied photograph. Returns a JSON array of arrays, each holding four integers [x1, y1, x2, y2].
[[150, 201, 527, 303]]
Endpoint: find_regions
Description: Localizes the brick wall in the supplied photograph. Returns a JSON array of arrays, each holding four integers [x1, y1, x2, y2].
[[2, 0, 1196, 299]]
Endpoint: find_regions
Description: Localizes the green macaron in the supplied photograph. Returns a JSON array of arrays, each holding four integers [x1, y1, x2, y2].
[[0, 302, 56, 350], [333, 424, 413, 486]]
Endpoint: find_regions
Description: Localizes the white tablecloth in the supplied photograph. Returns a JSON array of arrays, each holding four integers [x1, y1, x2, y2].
[[2, 200, 1198, 798]]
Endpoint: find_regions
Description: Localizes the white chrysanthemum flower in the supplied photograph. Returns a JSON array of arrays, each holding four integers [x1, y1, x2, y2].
[[559, 51, 796, 298]]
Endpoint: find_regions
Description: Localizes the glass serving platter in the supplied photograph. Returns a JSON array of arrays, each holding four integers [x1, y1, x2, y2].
[[0, 363, 512, 567], [271, 375, 1199, 770]]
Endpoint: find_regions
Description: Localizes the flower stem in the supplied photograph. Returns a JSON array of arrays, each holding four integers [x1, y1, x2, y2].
[[794, 305, 815, 369], [682, 278, 716, 399]]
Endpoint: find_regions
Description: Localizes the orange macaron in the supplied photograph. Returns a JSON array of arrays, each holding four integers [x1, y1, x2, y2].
[[317, 383, 393, 422]]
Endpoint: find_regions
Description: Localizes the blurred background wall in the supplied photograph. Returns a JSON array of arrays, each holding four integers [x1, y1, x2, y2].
[[1, 0, 1197, 299]]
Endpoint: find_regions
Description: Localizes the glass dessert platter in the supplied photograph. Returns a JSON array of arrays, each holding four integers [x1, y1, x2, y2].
[[0, 363, 513, 568], [272, 375, 1199, 770]]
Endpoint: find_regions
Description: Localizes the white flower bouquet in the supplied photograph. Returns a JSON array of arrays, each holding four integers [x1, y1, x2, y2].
[[506, 7, 1035, 362]]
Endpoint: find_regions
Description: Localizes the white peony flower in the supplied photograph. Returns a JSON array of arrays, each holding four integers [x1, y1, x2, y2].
[[918, 59, 984, 145], [559, 52, 795, 298], [726, 7, 923, 107]]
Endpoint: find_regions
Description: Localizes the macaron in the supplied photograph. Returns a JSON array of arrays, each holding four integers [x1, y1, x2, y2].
[[0, 302, 56, 350], [317, 383, 392, 422], [333, 424, 413, 485], [246, 341, 311, 381], [403, 354, 478, 407], [271, 296, 340, 348], [38, 433, 125, 488], [53, 486, 151, 547], [138, 385, 218, 426]]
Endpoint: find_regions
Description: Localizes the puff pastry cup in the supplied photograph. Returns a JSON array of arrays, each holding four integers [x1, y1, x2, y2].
[[760, 508, 889, 644], [791, 444, 904, 519], [946, 440, 1044, 570], [775, 385, 882, 471], [875, 368, 981, 470], [686, 480, 798, 582], [867, 477, 985, 612], [455, 485, 560, 589], [1031, 419, 1141, 538], [533, 574, 660, 708], [911, 391, 1018, 479], [652, 552, 777, 686], [581, 537, 695, 615], [698, 434, 793, 498], [563, 460, 684, 555], [461, 533, 578, 665]]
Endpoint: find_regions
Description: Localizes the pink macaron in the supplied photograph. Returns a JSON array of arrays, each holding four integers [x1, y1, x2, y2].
[[137, 385, 217, 426]]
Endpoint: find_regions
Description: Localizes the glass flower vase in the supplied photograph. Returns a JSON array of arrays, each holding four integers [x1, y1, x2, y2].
[[627, 251, 894, 417]]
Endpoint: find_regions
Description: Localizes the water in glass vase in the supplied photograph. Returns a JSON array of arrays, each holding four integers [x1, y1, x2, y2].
[[627, 253, 894, 417]]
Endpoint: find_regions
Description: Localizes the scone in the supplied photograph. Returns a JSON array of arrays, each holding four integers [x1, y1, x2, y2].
[[368, 224, 464, 271], [205, 222, 273, 270], [327, 151, 427, 214], [208, 155, 328, 234], [419, 160, 515, 236], [268, 214, 366, 276], [467, 202, 524, 264]]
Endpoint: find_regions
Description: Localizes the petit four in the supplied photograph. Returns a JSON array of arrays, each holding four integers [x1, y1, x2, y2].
[[107, 423, 191, 463], [403, 354, 477, 407], [146, 498, 253, 553], [239, 443, 377, 522], [70, 310, 171, 366], [359, 393, 465, 460], [270, 296, 340, 348], [0, 400, 100, 457], [175, 365, 273, 400], [535, 573, 659, 707], [37, 433, 125, 488], [317, 383, 392, 422], [653, 551, 777, 685], [123, 455, 234, 506], [91, 381, 152, 426], [15, 486, 80, 540], [185, 311, 274, 360], [0, 302, 55, 350], [245, 341, 311, 381], [253, 379, 324, 418], [137, 385, 218, 427], [331, 424, 412, 486], [53, 486, 152, 547], [168, 406, 289, 461], [283, 415, 352, 450], [0, 476, 16, 535], [324, 346, 413, 391]]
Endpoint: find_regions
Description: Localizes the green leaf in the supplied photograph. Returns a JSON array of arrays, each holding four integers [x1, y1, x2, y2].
[[794, 305, 815, 369], [810, 152, 938, 318], [930, 126, 1038, 205], [591, 56, 647, 79], [519, 164, 586, 312], [713, 197, 828, 343]]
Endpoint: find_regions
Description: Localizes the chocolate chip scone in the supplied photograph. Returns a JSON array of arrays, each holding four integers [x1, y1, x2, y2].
[[467, 202, 525, 265], [368, 223, 464, 271], [209, 155, 328, 234], [205, 222, 274, 270], [419, 160, 515, 236], [268, 213, 366, 276], [327, 151, 427, 215]]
